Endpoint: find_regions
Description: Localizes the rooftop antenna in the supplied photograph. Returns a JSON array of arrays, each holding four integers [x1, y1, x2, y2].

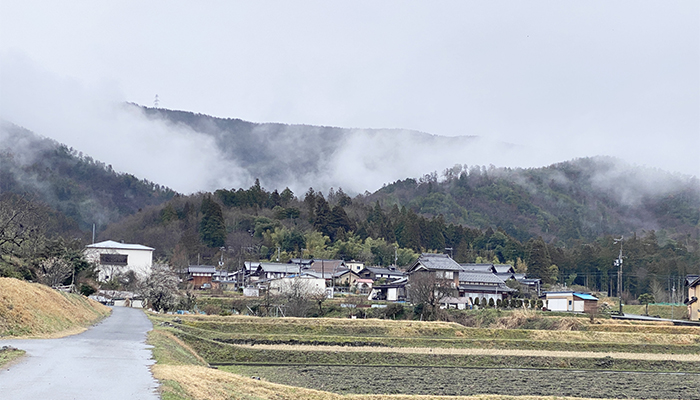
[[154, 94, 160, 108]]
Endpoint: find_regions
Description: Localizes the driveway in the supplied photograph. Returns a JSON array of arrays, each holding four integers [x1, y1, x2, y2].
[[0, 307, 159, 399]]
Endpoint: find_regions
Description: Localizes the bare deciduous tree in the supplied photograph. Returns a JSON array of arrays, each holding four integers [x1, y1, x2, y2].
[[407, 270, 456, 321], [38, 257, 72, 287], [0, 193, 46, 257], [276, 277, 325, 317]]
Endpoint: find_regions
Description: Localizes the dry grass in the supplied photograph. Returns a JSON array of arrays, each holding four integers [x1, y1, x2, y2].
[[528, 328, 700, 345], [153, 364, 614, 400], [148, 329, 209, 367], [0, 277, 110, 338], [234, 343, 700, 362]]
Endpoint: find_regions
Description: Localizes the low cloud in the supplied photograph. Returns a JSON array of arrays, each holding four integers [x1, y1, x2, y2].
[[0, 52, 250, 194], [1, 52, 697, 199]]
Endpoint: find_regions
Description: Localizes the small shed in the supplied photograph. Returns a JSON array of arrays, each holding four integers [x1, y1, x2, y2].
[[542, 291, 598, 313], [188, 265, 216, 289]]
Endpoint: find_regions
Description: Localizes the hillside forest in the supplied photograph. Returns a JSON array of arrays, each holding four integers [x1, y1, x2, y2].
[[1, 121, 699, 303]]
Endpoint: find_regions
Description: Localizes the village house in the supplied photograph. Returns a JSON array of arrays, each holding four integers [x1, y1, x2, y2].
[[540, 291, 598, 313], [345, 260, 365, 273], [187, 265, 217, 289], [407, 253, 462, 288], [268, 275, 326, 297], [458, 271, 515, 304], [369, 277, 408, 301], [358, 266, 405, 282], [332, 268, 362, 287], [84, 240, 154, 282], [685, 275, 699, 321], [405, 254, 528, 307], [249, 262, 300, 281], [300, 259, 347, 276], [355, 278, 374, 295]]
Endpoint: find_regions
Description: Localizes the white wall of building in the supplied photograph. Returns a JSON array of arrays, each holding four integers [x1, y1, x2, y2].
[[84, 240, 154, 281]]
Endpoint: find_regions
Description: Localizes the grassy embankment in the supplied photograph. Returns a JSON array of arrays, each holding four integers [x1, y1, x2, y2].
[[147, 310, 700, 399], [0, 277, 110, 367], [622, 304, 689, 320], [0, 277, 110, 339]]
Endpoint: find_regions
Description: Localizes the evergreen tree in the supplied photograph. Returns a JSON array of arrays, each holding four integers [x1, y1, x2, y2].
[[304, 188, 316, 221], [200, 196, 226, 248], [337, 187, 352, 207], [280, 187, 295, 205], [313, 196, 333, 239], [527, 237, 553, 284]]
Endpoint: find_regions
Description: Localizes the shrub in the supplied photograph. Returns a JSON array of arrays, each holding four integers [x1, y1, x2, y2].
[[383, 303, 405, 319], [79, 283, 96, 297], [488, 298, 495, 308]]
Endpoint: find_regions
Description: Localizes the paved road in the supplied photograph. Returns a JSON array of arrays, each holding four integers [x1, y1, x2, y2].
[[0, 307, 159, 400]]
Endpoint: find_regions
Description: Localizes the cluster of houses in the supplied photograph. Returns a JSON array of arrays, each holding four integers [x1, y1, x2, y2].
[[81, 240, 700, 320]]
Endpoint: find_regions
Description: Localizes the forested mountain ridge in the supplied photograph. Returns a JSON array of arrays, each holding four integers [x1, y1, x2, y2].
[[0, 121, 176, 232], [369, 157, 700, 244], [138, 105, 484, 194]]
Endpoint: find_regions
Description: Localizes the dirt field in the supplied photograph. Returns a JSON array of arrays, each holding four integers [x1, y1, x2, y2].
[[221, 364, 700, 399]]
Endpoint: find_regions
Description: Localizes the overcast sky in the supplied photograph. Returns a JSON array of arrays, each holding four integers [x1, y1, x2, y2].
[[1, 1, 698, 193]]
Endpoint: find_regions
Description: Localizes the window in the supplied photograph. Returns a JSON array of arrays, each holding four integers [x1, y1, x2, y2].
[[100, 253, 128, 265]]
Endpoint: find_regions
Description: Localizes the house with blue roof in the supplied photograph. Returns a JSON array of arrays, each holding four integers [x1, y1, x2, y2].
[[540, 291, 599, 313]]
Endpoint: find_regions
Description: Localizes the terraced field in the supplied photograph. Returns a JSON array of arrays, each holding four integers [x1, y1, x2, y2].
[[148, 311, 700, 400]]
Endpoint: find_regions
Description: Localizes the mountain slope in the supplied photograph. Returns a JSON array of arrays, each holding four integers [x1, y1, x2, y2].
[[369, 157, 700, 243], [139, 105, 498, 194], [0, 121, 176, 231]]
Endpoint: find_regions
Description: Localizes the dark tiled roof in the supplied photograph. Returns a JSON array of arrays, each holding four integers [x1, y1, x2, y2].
[[304, 260, 345, 273], [258, 263, 300, 273], [188, 265, 216, 274], [366, 267, 404, 276], [411, 253, 462, 271], [458, 271, 505, 285], [494, 264, 515, 273], [687, 275, 700, 287], [460, 264, 495, 273]]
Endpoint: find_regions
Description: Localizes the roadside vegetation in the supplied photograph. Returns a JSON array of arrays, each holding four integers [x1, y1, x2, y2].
[[146, 311, 700, 400], [0, 277, 110, 338], [0, 346, 24, 368]]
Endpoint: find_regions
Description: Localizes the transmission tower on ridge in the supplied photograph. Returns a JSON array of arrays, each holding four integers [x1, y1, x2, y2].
[[154, 94, 160, 108]]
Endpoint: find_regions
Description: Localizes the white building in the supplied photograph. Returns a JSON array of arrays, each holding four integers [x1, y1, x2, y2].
[[85, 240, 154, 282], [541, 291, 598, 313], [268, 275, 326, 297]]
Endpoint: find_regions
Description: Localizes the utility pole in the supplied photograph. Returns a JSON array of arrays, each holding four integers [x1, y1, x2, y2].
[[614, 236, 624, 314]]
